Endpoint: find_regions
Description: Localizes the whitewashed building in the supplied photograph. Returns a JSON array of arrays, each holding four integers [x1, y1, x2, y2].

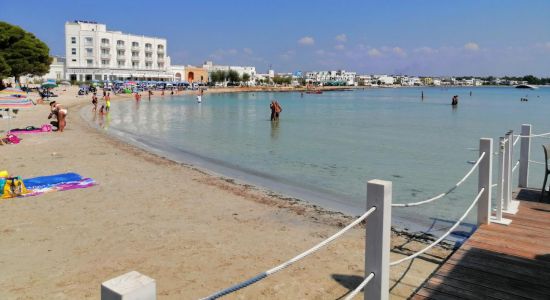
[[64, 20, 172, 82], [202, 61, 256, 83], [305, 70, 356, 85]]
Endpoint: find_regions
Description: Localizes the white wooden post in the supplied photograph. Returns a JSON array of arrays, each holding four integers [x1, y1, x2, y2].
[[365, 179, 391, 300], [503, 132, 511, 212], [519, 124, 531, 188], [504, 130, 520, 214], [478, 138, 492, 226], [491, 137, 512, 225], [101, 271, 156, 300]]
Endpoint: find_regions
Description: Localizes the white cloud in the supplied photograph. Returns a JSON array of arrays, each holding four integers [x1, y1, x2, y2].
[[392, 47, 406, 57], [280, 50, 296, 60], [243, 48, 253, 55], [464, 42, 480, 51], [368, 48, 382, 57], [315, 49, 326, 56], [414, 46, 437, 54], [335, 44, 345, 51], [335, 34, 347, 43], [298, 36, 315, 46]]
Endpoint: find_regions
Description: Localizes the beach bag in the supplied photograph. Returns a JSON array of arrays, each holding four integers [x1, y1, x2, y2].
[[41, 124, 52, 132], [2, 177, 28, 198], [6, 134, 20, 144]]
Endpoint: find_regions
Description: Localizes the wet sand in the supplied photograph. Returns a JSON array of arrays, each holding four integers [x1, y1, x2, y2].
[[0, 86, 451, 299]]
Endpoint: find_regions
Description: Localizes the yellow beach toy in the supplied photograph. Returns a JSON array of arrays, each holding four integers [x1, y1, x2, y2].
[[1, 176, 28, 199], [0, 170, 8, 178]]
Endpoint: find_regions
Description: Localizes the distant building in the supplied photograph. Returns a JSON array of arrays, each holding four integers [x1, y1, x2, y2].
[[305, 70, 356, 85], [184, 66, 208, 83], [202, 61, 256, 83], [64, 20, 172, 82]]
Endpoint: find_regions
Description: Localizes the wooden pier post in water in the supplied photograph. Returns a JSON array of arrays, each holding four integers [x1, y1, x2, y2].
[[365, 180, 391, 300]]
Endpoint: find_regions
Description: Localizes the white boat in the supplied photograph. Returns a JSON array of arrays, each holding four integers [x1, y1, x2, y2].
[[515, 84, 538, 89]]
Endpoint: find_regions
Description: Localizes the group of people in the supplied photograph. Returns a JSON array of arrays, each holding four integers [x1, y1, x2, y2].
[[48, 101, 67, 132], [91, 91, 111, 115], [270, 100, 282, 121]]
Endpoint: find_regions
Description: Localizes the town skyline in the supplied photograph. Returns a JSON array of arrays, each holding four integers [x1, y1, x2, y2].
[[1, 0, 549, 76]]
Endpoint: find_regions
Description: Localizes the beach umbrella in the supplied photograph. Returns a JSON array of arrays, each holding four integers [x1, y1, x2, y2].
[[60, 80, 71, 86], [0, 95, 34, 133], [41, 81, 58, 89], [0, 87, 27, 97]]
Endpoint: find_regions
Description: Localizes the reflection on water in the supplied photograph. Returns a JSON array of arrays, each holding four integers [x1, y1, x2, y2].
[[96, 87, 550, 227]]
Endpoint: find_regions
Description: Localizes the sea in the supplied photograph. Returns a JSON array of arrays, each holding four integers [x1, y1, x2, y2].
[[83, 86, 550, 236]]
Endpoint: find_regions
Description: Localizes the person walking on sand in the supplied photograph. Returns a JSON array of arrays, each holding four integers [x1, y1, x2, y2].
[[92, 93, 98, 112], [105, 92, 111, 112]]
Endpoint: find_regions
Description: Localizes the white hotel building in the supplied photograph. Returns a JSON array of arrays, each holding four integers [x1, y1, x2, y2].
[[65, 21, 173, 82]]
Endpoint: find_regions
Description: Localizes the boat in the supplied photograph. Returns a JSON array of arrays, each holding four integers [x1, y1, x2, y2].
[[515, 84, 538, 89], [305, 90, 323, 94]]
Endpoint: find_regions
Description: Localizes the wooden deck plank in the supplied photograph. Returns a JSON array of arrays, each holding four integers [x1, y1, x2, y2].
[[412, 190, 550, 300]]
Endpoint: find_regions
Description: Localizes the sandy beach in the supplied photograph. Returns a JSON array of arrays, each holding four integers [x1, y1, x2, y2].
[[0, 86, 451, 299]]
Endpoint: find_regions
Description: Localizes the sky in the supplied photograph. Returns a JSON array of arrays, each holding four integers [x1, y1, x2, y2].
[[1, 0, 550, 76]]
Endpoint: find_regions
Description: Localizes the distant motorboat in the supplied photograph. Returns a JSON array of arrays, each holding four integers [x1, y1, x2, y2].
[[305, 90, 323, 94], [515, 84, 538, 89]]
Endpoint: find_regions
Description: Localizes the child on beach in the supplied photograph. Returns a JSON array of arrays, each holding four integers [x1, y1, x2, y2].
[[99, 105, 105, 115], [92, 93, 98, 112], [105, 93, 111, 112]]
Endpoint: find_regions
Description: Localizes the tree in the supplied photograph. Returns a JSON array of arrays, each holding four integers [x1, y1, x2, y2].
[[242, 73, 250, 82], [0, 22, 52, 82], [227, 70, 241, 83]]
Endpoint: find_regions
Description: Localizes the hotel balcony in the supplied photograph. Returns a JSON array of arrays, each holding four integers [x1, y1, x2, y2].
[[100, 44, 110, 49], [157, 57, 165, 63], [145, 57, 153, 62], [131, 56, 140, 62], [101, 53, 111, 59], [116, 44, 125, 50], [131, 46, 140, 51], [157, 48, 165, 54], [145, 48, 153, 53]]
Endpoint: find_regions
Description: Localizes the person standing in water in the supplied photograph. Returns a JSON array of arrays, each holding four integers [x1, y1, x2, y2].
[[270, 100, 282, 121], [451, 95, 458, 106], [421, 90, 424, 100], [105, 92, 111, 112]]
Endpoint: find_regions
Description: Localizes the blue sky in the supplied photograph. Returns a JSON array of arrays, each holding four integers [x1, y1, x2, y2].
[[1, 0, 549, 76]]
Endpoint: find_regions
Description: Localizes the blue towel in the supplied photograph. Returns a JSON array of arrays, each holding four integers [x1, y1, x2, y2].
[[23, 173, 83, 189]]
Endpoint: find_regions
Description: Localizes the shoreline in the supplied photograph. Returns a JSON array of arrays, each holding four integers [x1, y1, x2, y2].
[[0, 85, 453, 299]]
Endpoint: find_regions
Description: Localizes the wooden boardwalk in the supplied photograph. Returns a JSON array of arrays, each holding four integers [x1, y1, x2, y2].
[[411, 188, 550, 300]]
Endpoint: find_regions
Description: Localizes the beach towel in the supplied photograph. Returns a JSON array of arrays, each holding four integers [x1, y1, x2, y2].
[[1, 172, 96, 199], [9, 124, 52, 134]]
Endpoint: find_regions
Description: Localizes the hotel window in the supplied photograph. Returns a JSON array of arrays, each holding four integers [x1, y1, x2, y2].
[[85, 37, 93, 44], [132, 42, 139, 47], [157, 63, 164, 68], [145, 53, 152, 58], [117, 40, 124, 45], [132, 61, 139, 68], [71, 48, 76, 55], [71, 37, 76, 44], [72, 59, 76, 62], [132, 51, 139, 57], [86, 48, 93, 56], [118, 60, 125, 67], [145, 62, 152, 69], [102, 59, 109, 65], [101, 38, 109, 44], [157, 44, 164, 49], [145, 43, 152, 49], [101, 48, 109, 54], [117, 50, 124, 56], [86, 59, 93, 66]]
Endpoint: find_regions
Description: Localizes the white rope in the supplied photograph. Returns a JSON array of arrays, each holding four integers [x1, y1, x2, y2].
[[390, 188, 484, 266], [512, 160, 520, 173], [200, 207, 377, 299], [515, 131, 550, 138], [513, 135, 520, 146], [344, 272, 375, 300], [392, 152, 485, 207], [529, 160, 546, 165], [491, 183, 498, 188]]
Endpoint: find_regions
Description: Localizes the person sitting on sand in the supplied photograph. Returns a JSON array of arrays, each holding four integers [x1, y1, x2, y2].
[[48, 101, 68, 132]]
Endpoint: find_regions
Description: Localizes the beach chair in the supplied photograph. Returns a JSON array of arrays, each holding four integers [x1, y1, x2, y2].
[[541, 144, 550, 201]]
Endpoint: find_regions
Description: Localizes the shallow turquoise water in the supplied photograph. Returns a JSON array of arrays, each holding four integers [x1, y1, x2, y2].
[[98, 87, 550, 231]]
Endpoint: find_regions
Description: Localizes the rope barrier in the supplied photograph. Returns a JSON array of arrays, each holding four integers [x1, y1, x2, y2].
[[390, 188, 484, 266], [515, 131, 550, 138], [512, 160, 520, 173], [343, 272, 375, 300], [200, 207, 377, 299], [529, 160, 546, 165], [513, 135, 520, 146], [491, 183, 498, 188], [392, 152, 485, 207]]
